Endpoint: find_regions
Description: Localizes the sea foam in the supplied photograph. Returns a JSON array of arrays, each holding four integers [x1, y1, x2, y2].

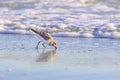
[[0, 0, 119, 39]]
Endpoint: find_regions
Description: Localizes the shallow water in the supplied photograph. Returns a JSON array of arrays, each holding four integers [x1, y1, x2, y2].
[[1, 34, 120, 80], [1, 34, 120, 68]]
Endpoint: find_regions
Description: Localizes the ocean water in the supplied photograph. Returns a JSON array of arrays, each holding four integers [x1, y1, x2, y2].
[[0, 0, 120, 39]]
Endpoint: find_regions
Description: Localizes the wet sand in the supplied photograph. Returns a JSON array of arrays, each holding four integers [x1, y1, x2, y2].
[[1, 34, 120, 80]]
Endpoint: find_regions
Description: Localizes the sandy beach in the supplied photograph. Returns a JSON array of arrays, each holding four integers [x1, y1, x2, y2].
[[1, 34, 120, 80]]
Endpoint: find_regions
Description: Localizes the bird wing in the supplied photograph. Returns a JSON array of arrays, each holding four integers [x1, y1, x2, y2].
[[40, 32, 52, 40], [31, 28, 52, 40]]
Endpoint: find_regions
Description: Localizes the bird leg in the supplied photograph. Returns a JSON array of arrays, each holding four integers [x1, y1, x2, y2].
[[36, 41, 41, 49], [54, 46, 57, 49], [42, 43, 46, 48]]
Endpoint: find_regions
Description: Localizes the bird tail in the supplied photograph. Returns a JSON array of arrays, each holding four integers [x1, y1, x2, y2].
[[30, 28, 40, 35]]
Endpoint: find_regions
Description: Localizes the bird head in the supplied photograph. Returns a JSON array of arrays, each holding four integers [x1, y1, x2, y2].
[[49, 41, 57, 49]]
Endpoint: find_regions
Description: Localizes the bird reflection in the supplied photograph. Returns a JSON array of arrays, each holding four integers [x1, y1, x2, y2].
[[36, 49, 57, 62]]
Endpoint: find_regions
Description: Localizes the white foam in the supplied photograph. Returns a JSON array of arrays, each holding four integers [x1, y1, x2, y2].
[[0, 25, 5, 30], [0, 19, 12, 24], [52, 32, 80, 37], [105, 23, 117, 31], [58, 24, 68, 29], [80, 33, 94, 38], [91, 4, 115, 12], [111, 31, 120, 39], [0, 0, 119, 40], [80, 14, 101, 20], [79, 0, 96, 4], [101, 32, 111, 38], [100, 31, 120, 39], [105, 14, 120, 19]]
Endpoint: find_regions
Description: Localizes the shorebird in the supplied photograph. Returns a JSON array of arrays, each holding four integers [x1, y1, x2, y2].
[[31, 28, 57, 49]]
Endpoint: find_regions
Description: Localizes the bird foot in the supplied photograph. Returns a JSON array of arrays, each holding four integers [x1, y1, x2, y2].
[[42, 43, 46, 48]]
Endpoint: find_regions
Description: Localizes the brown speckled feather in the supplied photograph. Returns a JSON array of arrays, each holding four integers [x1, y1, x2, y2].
[[31, 28, 52, 40]]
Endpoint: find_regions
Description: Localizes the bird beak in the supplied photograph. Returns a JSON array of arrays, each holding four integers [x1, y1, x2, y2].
[[55, 46, 57, 49]]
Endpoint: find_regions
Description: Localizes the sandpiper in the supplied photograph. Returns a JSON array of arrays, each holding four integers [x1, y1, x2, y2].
[[31, 28, 57, 49]]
